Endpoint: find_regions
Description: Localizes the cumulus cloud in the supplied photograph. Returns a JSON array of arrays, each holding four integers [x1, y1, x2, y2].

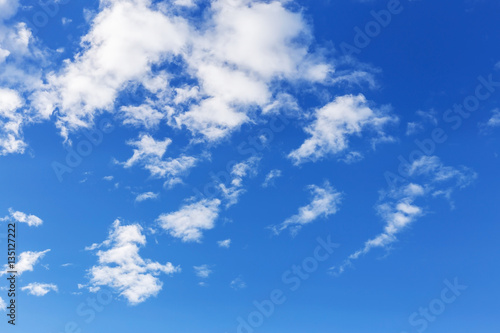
[[87, 219, 180, 305], [0, 296, 5, 311], [33, 0, 189, 137], [0, 249, 50, 276], [289, 94, 396, 165], [22, 283, 58, 296], [332, 156, 476, 275], [135, 192, 159, 202], [1, 208, 43, 227], [272, 181, 342, 235], [157, 199, 221, 242], [0, 88, 27, 155]]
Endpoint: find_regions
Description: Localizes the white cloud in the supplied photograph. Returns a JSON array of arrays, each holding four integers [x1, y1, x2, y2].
[[230, 276, 246, 290], [173, 0, 198, 7], [135, 192, 159, 202], [87, 219, 180, 305], [122, 134, 197, 184], [332, 156, 476, 275], [262, 169, 282, 187], [272, 181, 342, 235], [0, 296, 5, 311], [0, 88, 27, 155], [0, 0, 20, 20], [0, 249, 50, 276], [120, 104, 164, 129], [194, 264, 212, 279], [217, 239, 231, 248], [173, 0, 331, 141], [157, 199, 221, 242], [406, 109, 438, 136], [22, 283, 58, 296], [1, 208, 43, 227], [219, 156, 260, 207], [289, 94, 396, 165], [33, 0, 189, 137], [339, 151, 364, 164], [103, 175, 114, 181], [485, 109, 500, 128]]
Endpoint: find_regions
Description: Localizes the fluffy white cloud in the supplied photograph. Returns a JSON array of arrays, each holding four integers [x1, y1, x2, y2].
[[120, 104, 165, 129], [272, 181, 342, 235], [157, 199, 221, 242], [173, 0, 331, 140], [194, 264, 212, 279], [0, 88, 26, 155], [33, 0, 189, 136], [217, 239, 231, 248], [87, 219, 180, 305], [0, 296, 5, 311], [289, 94, 396, 165], [1, 208, 43, 227], [0, 249, 50, 276], [22, 283, 58, 296], [135, 192, 159, 202]]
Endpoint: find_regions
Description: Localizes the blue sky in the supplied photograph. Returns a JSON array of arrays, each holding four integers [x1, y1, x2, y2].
[[0, 0, 499, 332]]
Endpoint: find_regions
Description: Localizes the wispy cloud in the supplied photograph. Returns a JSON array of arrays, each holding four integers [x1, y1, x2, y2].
[[22, 283, 58, 296], [272, 181, 342, 236], [217, 239, 231, 248], [135, 192, 159, 202]]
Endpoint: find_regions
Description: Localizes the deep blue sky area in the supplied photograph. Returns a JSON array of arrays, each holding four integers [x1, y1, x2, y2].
[[0, 0, 499, 332]]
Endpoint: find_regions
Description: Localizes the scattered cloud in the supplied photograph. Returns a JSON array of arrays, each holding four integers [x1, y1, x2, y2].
[[103, 175, 114, 181], [194, 264, 212, 279], [86, 219, 180, 305], [406, 109, 438, 136], [219, 156, 261, 207], [230, 276, 247, 290], [122, 134, 197, 185], [289, 94, 396, 165], [479, 108, 500, 134], [157, 199, 221, 242], [135, 192, 159, 202], [0, 249, 50, 276], [217, 239, 231, 248], [0, 297, 5, 311], [272, 181, 342, 236], [262, 169, 282, 187], [0, 208, 43, 226], [22, 283, 58, 296], [332, 156, 476, 275]]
